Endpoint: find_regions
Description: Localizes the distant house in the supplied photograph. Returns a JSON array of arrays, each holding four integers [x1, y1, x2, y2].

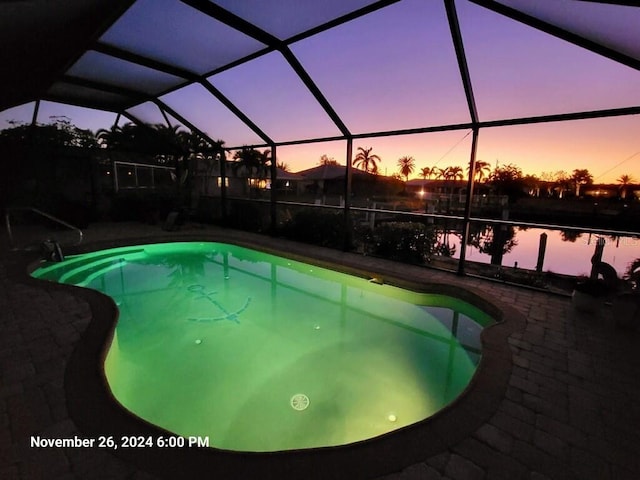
[[405, 179, 506, 207], [272, 168, 304, 196], [297, 164, 347, 196], [297, 164, 386, 199], [192, 157, 303, 198], [582, 185, 617, 198], [582, 184, 640, 200]]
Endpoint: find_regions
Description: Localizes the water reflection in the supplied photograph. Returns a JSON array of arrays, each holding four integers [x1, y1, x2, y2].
[[467, 224, 518, 266], [558, 229, 582, 243], [453, 224, 639, 275]]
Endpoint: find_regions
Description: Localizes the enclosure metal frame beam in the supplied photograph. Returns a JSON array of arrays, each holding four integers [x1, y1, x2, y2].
[[180, 0, 352, 138], [445, 0, 480, 275], [92, 44, 274, 147], [457, 128, 480, 276], [93, 43, 198, 82], [270, 144, 278, 234], [344, 138, 354, 251], [225, 105, 640, 151], [61, 74, 150, 107], [478, 106, 640, 128], [40, 0, 137, 107], [199, 80, 273, 145], [445, 0, 479, 126], [471, 0, 640, 72], [286, 1, 401, 45], [578, 0, 640, 5]]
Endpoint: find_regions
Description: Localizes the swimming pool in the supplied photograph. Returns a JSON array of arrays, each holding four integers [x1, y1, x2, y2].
[[33, 241, 495, 452]]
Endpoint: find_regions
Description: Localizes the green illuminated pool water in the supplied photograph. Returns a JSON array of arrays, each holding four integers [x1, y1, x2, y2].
[[33, 242, 494, 452]]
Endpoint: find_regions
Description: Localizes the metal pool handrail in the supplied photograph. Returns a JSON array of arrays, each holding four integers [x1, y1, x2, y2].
[[5, 206, 84, 250]]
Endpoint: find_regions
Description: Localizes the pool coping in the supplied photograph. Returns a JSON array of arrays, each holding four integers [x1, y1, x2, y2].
[[23, 233, 526, 480]]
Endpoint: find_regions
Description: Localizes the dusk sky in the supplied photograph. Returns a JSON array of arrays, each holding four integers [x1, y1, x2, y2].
[[1, 0, 639, 183]]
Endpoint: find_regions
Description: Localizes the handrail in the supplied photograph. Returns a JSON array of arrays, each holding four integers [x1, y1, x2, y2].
[[5, 206, 83, 250]]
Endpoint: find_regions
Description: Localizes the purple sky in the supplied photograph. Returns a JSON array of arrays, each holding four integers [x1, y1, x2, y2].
[[1, 0, 639, 183]]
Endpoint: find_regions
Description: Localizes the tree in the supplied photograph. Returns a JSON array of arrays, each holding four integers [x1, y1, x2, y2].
[[442, 165, 464, 181], [96, 122, 186, 155], [192, 137, 226, 195], [570, 169, 593, 197], [488, 163, 526, 200], [420, 166, 433, 180], [353, 146, 381, 174], [232, 147, 271, 195], [397, 156, 415, 182], [433, 167, 446, 179], [318, 154, 339, 166], [232, 147, 260, 176], [467, 159, 491, 182], [1, 117, 99, 149], [467, 224, 518, 266], [539, 171, 556, 197], [553, 170, 570, 198], [523, 174, 540, 197], [277, 162, 290, 172], [617, 174, 635, 199]]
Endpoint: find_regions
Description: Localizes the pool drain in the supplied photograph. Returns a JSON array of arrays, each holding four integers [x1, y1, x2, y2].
[[290, 393, 309, 411]]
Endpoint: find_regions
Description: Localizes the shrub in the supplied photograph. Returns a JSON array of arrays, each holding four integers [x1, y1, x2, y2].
[[366, 221, 436, 264], [227, 201, 267, 232], [110, 192, 176, 224], [280, 209, 349, 249]]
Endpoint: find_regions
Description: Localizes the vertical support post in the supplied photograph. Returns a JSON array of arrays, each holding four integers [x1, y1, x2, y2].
[[536, 233, 548, 273], [457, 128, 479, 276], [270, 144, 277, 234], [344, 138, 353, 251], [114, 162, 120, 193], [219, 151, 228, 222], [31, 100, 40, 126]]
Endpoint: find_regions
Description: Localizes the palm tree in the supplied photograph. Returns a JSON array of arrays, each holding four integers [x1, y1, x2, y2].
[[96, 124, 120, 149], [617, 174, 635, 199], [420, 166, 432, 180], [277, 162, 290, 172], [195, 138, 226, 195], [232, 147, 271, 195], [467, 160, 491, 182], [353, 147, 381, 174], [397, 156, 415, 182], [443, 165, 464, 181]]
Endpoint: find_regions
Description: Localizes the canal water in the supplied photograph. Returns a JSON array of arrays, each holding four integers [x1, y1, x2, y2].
[[445, 226, 640, 277]]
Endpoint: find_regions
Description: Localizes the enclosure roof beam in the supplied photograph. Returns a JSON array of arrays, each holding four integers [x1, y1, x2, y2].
[[180, 0, 352, 138], [445, 0, 479, 126], [478, 106, 640, 129], [471, 0, 640, 71], [199, 80, 273, 145], [93, 43, 199, 81], [153, 99, 219, 149], [61, 74, 149, 108], [222, 103, 640, 150]]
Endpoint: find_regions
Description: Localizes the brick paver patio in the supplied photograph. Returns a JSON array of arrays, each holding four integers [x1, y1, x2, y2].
[[1, 222, 638, 479]]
